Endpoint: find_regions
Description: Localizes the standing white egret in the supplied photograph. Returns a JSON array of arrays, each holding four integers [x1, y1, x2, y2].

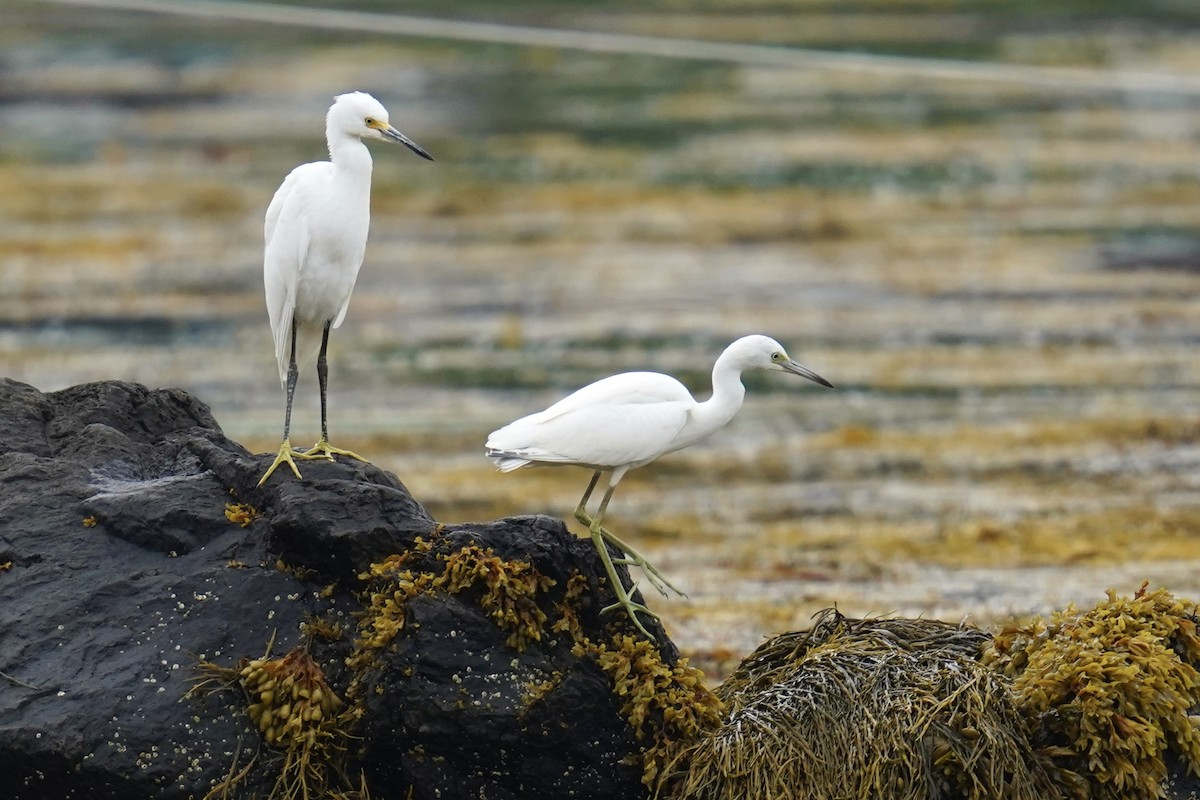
[[258, 91, 433, 486], [486, 334, 833, 638]]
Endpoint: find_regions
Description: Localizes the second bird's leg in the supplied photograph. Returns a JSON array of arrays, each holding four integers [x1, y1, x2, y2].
[[573, 471, 603, 528], [588, 514, 660, 641], [577, 477, 658, 638], [303, 321, 367, 463], [575, 475, 681, 637], [258, 319, 305, 486], [591, 486, 685, 599]]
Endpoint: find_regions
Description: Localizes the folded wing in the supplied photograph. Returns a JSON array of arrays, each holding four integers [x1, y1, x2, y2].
[[486, 372, 695, 471]]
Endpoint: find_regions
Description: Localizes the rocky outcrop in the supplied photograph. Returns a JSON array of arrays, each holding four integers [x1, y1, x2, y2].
[[0, 379, 710, 800], [7, 379, 1200, 800]]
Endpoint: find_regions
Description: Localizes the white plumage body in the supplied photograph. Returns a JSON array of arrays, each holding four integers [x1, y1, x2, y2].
[[487, 371, 696, 473], [265, 154, 372, 388], [486, 335, 833, 480], [255, 91, 432, 487], [261, 90, 432, 387], [264, 155, 371, 383], [485, 334, 832, 639]]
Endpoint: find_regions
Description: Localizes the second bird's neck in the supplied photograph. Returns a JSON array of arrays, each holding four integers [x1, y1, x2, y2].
[[688, 357, 748, 443]]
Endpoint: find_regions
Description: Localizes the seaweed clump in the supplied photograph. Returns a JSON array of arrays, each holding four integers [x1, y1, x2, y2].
[[440, 541, 556, 649], [348, 537, 723, 795], [982, 585, 1200, 800], [192, 643, 359, 800], [666, 609, 1064, 800], [349, 537, 556, 681], [575, 634, 723, 792], [240, 647, 348, 751], [224, 501, 260, 528]]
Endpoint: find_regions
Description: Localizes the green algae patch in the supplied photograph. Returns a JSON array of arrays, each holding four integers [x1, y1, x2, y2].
[[549, 571, 590, 643], [300, 612, 346, 643], [783, 506, 1200, 573], [982, 585, 1200, 800], [667, 610, 1063, 800], [931, 508, 1200, 569], [346, 536, 724, 794], [346, 540, 440, 679]]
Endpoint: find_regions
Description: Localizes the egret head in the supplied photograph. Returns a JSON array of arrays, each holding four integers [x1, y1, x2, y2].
[[730, 334, 834, 388], [328, 91, 434, 160]]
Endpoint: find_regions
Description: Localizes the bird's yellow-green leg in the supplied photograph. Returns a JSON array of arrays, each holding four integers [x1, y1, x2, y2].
[[591, 484, 684, 599], [588, 518, 659, 641], [584, 481, 679, 640], [301, 320, 369, 464], [259, 319, 306, 487], [577, 474, 659, 637], [575, 472, 684, 600], [599, 527, 685, 599], [573, 471, 603, 527]]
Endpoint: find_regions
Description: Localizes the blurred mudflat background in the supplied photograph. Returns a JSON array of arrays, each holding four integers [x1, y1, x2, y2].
[[4, 0, 1199, 677]]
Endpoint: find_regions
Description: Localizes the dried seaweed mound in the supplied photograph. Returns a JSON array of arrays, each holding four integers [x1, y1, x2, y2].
[[982, 585, 1200, 800], [666, 609, 1064, 800]]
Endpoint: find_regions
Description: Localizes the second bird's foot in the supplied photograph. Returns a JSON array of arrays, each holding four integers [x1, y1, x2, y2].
[[301, 439, 369, 463], [257, 439, 305, 486], [600, 595, 661, 640]]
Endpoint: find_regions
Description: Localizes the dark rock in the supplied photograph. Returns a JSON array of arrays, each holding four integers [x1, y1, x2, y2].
[[0, 379, 680, 800], [351, 517, 673, 800]]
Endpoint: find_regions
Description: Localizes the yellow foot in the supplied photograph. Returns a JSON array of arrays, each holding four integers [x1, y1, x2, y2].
[[257, 439, 304, 486], [302, 439, 369, 463]]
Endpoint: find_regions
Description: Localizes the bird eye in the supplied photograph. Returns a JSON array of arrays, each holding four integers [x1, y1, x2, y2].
[[364, 117, 375, 126], [771, 352, 784, 362]]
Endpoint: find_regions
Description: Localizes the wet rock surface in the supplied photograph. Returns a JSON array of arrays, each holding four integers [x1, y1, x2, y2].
[[0, 379, 670, 800]]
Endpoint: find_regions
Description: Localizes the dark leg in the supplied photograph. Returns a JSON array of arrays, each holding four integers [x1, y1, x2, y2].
[[258, 318, 304, 485], [283, 319, 300, 441], [317, 322, 330, 444], [303, 321, 367, 463]]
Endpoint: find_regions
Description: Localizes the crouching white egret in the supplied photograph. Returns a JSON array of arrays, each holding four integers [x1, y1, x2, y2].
[[486, 334, 833, 639], [258, 91, 433, 487]]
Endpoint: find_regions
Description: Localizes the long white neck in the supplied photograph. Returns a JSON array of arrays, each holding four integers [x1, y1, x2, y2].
[[678, 349, 748, 449], [327, 126, 374, 182]]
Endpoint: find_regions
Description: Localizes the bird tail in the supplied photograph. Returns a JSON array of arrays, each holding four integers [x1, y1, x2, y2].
[[485, 448, 532, 472], [272, 312, 291, 387]]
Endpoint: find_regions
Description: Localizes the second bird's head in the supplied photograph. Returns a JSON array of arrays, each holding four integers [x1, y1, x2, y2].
[[329, 91, 434, 161], [732, 334, 834, 389]]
